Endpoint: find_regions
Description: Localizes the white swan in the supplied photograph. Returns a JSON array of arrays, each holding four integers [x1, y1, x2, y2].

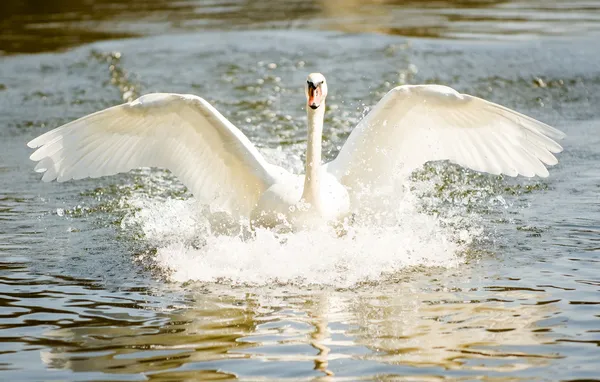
[[28, 72, 565, 229]]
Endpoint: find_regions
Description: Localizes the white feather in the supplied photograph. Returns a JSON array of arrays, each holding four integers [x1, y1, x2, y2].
[[327, 84, 565, 192], [28, 93, 278, 216]]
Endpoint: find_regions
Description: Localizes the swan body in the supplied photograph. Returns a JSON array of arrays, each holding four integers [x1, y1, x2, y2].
[[28, 73, 565, 230], [252, 169, 350, 229]]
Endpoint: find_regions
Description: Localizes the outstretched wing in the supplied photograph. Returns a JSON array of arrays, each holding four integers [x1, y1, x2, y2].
[[326, 85, 565, 190], [28, 93, 277, 216]]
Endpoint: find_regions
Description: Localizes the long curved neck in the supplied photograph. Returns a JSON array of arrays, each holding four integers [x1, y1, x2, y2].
[[301, 103, 325, 208]]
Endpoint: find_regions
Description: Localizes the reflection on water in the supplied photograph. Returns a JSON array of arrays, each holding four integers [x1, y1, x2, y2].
[[11, 275, 564, 379], [2, 0, 600, 53]]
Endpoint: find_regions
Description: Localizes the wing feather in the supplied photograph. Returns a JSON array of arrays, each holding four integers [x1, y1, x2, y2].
[[327, 85, 564, 191], [28, 93, 277, 216]]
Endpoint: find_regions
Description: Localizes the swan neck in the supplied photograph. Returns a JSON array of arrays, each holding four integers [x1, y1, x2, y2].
[[302, 103, 325, 207]]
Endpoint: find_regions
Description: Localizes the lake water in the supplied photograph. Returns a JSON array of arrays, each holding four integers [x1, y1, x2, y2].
[[1, 1, 600, 380]]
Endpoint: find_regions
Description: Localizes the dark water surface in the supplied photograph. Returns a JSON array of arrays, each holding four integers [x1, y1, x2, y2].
[[3, 0, 600, 54], [1, 1, 600, 381]]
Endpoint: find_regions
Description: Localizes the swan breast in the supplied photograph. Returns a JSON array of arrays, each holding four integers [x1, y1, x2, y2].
[[251, 170, 350, 229]]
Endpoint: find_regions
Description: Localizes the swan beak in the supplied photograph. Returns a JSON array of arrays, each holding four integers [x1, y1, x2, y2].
[[307, 82, 323, 109]]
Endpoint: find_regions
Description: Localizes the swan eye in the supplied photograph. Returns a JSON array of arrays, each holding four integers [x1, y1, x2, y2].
[[307, 81, 323, 89]]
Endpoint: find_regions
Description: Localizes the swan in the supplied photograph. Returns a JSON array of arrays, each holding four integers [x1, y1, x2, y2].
[[28, 72, 565, 230]]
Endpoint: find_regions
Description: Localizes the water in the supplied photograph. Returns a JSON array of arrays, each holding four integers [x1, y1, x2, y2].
[[1, 1, 600, 380]]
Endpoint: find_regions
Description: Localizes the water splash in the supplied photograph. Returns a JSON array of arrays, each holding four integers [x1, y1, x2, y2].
[[120, 170, 486, 288]]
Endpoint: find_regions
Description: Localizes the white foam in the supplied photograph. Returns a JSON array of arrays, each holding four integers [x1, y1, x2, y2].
[[120, 171, 483, 288]]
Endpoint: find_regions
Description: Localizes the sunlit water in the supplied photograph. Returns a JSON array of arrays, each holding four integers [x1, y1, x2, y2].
[[1, 1, 600, 380]]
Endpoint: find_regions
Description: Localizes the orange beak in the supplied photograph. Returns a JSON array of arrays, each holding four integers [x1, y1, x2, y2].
[[308, 83, 322, 109]]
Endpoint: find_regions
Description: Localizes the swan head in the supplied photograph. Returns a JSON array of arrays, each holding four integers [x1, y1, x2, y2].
[[305, 73, 327, 110]]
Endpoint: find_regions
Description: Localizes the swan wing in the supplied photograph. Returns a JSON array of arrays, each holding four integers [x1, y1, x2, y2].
[[327, 84, 565, 190], [28, 93, 277, 216]]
